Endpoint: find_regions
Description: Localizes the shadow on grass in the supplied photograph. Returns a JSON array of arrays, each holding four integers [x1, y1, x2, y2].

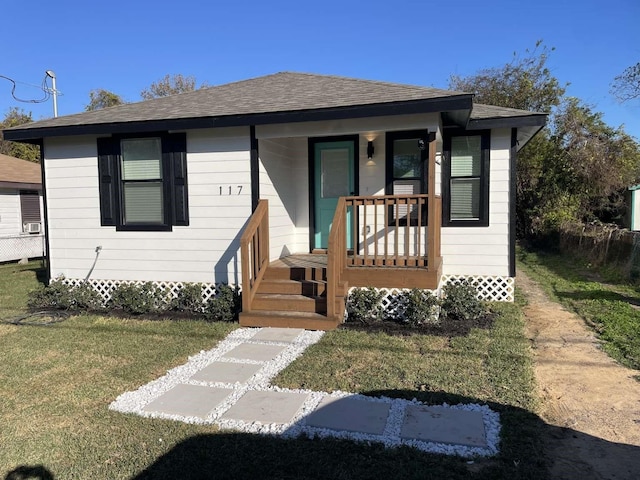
[[555, 289, 640, 307], [126, 388, 640, 480], [4, 465, 54, 480]]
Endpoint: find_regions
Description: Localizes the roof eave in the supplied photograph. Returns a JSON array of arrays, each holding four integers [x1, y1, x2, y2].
[[2, 95, 474, 142]]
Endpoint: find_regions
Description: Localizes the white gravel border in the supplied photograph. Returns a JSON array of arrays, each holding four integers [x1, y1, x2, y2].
[[109, 327, 501, 457]]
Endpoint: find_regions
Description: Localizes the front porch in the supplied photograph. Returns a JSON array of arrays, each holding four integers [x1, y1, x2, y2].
[[239, 193, 443, 330]]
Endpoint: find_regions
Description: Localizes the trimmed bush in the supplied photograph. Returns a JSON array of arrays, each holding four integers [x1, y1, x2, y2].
[[441, 279, 485, 321], [204, 284, 241, 322], [109, 282, 167, 315], [69, 283, 104, 311], [28, 281, 74, 310], [398, 289, 440, 326], [346, 287, 383, 323], [170, 283, 204, 314]]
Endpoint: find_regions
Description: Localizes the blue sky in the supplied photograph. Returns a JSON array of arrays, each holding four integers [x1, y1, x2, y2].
[[1, 0, 638, 139]]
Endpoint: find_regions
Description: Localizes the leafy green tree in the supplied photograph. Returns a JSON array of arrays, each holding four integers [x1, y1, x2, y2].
[[611, 62, 640, 102], [0, 107, 40, 162], [449, 43, 640, 237], [140, 74, 206, 99], [85, 89, 125, 111]]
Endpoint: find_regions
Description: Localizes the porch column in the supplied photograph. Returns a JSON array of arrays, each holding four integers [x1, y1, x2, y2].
[[427, 131, 437, 267]]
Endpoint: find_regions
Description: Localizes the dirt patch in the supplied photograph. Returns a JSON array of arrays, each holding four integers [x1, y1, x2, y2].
[[519, 271, 640, 479]]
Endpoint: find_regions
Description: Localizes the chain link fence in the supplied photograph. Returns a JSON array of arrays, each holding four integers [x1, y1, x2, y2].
[[0, 234, 45, 263]]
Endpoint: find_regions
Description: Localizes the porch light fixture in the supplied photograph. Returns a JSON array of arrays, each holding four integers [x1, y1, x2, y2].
[[367, 141, 375, 159]]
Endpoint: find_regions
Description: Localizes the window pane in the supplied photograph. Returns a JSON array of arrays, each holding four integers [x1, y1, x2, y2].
[[321, 148, 350, 198], [121, 138, 162, 180], [451, 136, 481, 177], [123, 182, 164, 223], [450, 178, 480, 220], [393, 139, 421, 178]]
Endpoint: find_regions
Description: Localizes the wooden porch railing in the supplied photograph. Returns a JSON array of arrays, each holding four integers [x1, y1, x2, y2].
[[240, 199, 269, 313], [326, 197, 348, 318], [342, 194, 441, 267]]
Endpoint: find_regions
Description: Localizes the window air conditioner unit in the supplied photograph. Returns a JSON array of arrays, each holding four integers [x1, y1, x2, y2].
[[25, 222, 41, 234]]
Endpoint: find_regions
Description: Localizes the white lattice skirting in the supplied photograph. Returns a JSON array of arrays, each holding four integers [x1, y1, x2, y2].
[[350, 276, 515, 306], [0, 234, 45, 263], [440, 275, 515, 302], [59, 278, 232, 306]]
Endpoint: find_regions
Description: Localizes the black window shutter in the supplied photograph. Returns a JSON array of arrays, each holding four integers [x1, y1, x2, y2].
[[97, 137, 118, 226], [168, 133, 189, 226]]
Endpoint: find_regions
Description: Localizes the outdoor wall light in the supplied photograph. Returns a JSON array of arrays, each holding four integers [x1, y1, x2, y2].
[[367, 140, 375, 159]]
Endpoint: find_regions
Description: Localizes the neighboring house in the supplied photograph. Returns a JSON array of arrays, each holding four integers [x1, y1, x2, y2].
[[0, 153, 44, 263], [627, 185, 640, 231], [2, 72, 546, 329]]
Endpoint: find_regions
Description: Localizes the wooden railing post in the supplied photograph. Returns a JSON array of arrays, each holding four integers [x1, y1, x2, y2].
[[240, 200, 269, 313]]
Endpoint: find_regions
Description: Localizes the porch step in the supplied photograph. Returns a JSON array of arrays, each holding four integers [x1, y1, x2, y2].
[[252, 294, 327, 313], [264, 267, 326, 282], [258, 279, 327, 296], [239, 311, 339, 331]]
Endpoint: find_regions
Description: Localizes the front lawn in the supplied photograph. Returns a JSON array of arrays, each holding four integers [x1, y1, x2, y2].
[[0, 261, 546, 479]]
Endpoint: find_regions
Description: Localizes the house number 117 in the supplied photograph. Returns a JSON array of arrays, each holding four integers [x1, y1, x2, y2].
[[219, 186, 243, 195]]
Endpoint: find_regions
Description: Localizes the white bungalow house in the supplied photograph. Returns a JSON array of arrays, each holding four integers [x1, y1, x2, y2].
[[2, 72, 546, 329], [0, 153, 45, 263]]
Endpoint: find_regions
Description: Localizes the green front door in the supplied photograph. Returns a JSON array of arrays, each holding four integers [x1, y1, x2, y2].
[[313, 140, 355, 249]]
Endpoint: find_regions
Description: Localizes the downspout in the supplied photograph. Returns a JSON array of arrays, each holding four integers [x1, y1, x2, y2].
[[38, 139, 52, 284]]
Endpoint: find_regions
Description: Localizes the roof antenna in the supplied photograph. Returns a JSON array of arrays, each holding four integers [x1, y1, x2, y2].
[[45, 70, 58, 117]]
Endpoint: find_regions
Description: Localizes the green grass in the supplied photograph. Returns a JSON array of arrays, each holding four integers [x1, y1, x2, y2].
[[0, 261, 547, 479], [518, 247, 640, 371]]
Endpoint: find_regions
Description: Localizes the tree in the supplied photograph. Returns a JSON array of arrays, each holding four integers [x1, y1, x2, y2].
[[85, 89, 125, 111], [0, 107, 40, 162], [449, 43, 640, 237], [140, 74, 206, 100], [611, 62, 640, 102], [449, 42, 567, 237]]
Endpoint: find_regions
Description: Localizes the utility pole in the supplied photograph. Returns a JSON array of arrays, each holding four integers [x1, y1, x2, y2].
[[45, 70, 58, 117]]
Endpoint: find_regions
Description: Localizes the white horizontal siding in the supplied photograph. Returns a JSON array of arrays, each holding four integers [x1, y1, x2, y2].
[[0, 189, 20, 236], [441, 128, 511, 277], [43, 127, 252, 284]]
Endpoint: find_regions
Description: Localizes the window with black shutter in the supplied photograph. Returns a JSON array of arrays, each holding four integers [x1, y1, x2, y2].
[[97, 132, 189, 231]]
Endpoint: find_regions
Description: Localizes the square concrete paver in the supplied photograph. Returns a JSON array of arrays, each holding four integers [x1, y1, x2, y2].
[[400, 405, 487, 447], [305, 396, 390, 435], [221, 390, 309, 424], [190, 361, 262, 384], [222, 343, 286, 362], [142, 384, 233, 419], [251, 328, 304, 343]]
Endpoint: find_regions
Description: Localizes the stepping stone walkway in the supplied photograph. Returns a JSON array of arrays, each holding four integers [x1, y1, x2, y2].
[[110, 327, 500, 457]]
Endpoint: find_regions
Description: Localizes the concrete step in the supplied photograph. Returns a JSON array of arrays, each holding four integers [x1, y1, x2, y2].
[[239, 310, 339, 331], [252, 294, 327, 313]]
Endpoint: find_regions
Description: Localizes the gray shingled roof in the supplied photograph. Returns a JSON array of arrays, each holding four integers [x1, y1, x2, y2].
[[470, 103, 547, 120], [0, 153, 41, 187], [5, 72, 471, 132]]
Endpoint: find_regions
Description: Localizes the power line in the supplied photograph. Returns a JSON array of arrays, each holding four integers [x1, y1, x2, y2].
[[0, 73, 52, 104]]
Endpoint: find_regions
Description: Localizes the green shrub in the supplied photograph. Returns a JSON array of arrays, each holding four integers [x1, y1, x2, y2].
[[204, 284, 241, 322], [346, 287, 383, 323], [170, 283, 204, 314], [28, 281, 74, 310], [398, 289, 440, 326], [69, 283, 104, 311], [109, 282, 167, 315], [441, 279, 485, 321]]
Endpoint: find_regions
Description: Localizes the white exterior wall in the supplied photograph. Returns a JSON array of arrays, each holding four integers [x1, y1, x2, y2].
[[0, 189, 20, 236], [0, 188, 45, 262], [440, 128, 512, 277], [258, 137, 308, 259], [43, 127, 252, 285]]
